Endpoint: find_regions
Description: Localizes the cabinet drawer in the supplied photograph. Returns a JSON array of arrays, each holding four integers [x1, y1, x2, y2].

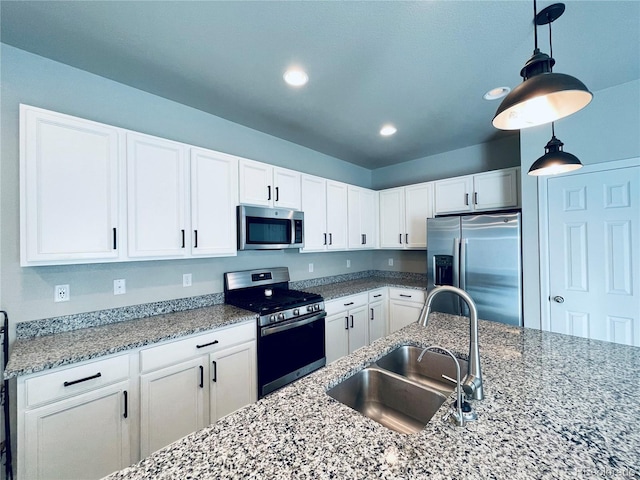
[[24, 354, 130, 408], [140, 321, 255, 372], [368, 288, 387, 303], [325, 292, 368, 316], [389, 288, 426, 304]]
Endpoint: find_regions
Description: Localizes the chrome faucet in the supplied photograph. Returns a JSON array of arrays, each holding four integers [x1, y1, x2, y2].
[[418, 345, 467, 427], [418, 285, 484, 401]]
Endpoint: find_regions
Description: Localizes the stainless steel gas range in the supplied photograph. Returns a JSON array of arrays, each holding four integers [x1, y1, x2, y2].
[[224, 267, 326, 398]]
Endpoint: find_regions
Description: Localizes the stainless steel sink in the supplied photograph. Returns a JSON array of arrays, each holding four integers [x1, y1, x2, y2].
[[375, 345, 468, 396], [326, 366, 448, 434]]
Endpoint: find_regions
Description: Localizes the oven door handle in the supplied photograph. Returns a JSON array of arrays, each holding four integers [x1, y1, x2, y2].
[[261, 312, 326, 337]]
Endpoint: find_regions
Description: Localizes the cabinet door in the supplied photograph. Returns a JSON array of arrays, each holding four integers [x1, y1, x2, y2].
[[209, 341, 257, 422], [472, 168, 519, 211], [434, 176, 473, 215], [368, 300, 386, 343], [20, 105, 121, 265], [127, 133, 188, 258], [301, 175, 328, 251], [325, 312, 349, 364], [326, 181, 348, 250], [379, 188, 404, 248], [389, 300, 424, 333], [238, 158, 272, 207], [404, 182, 433, 249], [347, 305, 368, 354], [347, 187, 376, 249], [273, 167, 301, 210], [23, 381, 130, 480], [190, 148, 238, 257], [140, 357, 206, 457]]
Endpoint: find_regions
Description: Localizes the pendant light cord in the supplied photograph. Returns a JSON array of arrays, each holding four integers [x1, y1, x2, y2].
[[548, 15, 554, 69], [533, 0, 539, 50]]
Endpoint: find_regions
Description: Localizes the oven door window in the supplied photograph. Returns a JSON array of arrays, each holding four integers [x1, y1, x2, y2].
[[246, 217, 291, 245], [258, 316, 325, 393]]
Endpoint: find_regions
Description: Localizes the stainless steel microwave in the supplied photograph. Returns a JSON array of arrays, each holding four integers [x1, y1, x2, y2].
[[237, 205, 304, 250]]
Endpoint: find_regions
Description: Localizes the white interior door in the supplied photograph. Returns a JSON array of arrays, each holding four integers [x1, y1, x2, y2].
[[545, 163, 639, 346]]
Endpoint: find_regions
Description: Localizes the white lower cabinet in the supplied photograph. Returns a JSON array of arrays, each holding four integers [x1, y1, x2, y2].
[[18, 355, 132, 480], [368, 288, 388, 343], [389, 288, 427, 333], [139, 322, 256, 457], [325, 293, 369, 364]]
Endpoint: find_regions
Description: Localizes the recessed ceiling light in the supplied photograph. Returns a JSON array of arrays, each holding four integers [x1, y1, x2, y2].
[[380, 124, 397, 136], [283, 68, 308, 87], [484, 86, 511, 100]]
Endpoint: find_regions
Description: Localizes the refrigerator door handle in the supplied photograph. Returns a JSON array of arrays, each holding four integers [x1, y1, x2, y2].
[[460, 238, 467, 291], [453, 237, 461, 289]]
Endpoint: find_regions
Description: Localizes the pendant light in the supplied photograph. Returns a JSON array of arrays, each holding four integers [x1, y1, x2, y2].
[[493, 2, 592, 130], [528, 122, 582, 176]]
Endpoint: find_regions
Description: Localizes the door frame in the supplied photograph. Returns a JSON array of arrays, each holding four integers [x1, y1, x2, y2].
[[537, 157, 639, 332]]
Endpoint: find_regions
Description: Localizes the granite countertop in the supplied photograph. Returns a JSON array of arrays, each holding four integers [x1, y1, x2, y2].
[[105, 313, 640, 480], [5, 275, 425, 379]]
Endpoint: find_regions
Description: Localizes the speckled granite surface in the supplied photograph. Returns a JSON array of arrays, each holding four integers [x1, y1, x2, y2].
[[105, 313, 640, 480], [6, 273, 425, 378], [5, 304, 255, 378]]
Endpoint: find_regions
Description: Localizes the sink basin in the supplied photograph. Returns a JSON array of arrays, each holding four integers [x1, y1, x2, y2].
[[375, 345, 468, 396], [326, 366, 448, 434]]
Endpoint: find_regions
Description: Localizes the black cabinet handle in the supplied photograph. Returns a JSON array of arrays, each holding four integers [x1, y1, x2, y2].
[[194, 230, 198, 248], [465, 193, 469, 206], [350, 315, 354, 328], [344, 302, 354, 307], [344, 316, 349, 330], [181, 229, 185, 248], [329, 233, 333, 245], [268, 185, 272, 201], [370, 308, 374, 321], [361, 234, 366, 245], [112, 228, 117, 250], [323, 233, 327, 245], [373, 294, 382, 298], [399, 294, 412, 298], [474, 192, 478, 205], [405, 233, 409, 244], [123, 390, 128, 419], [64, 372, 102, 387], [196, 339, 219, 349], [199, 365, 204, 388], [275, 186, 279, 202], [212, 360, 217, 383], [399, 233, 402, 244]]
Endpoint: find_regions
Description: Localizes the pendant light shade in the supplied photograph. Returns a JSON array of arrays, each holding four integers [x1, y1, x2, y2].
[[493, 2, 592, 131], [528, 125, 583, 176]]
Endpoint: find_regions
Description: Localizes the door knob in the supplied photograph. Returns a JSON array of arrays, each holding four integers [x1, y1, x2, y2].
[[552, 296, 565, 303]]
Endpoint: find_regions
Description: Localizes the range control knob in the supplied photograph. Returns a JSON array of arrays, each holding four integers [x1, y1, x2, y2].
[[278, 312, 286, 321], [314, 304, 320, 311], [307, 305, 313, 313], [293, 308, 300, 316], [269, 314, 276, 323]]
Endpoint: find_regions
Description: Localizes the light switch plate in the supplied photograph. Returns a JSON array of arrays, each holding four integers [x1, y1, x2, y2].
[[183, 273, 192, 287], [114, 279, 126, 295]]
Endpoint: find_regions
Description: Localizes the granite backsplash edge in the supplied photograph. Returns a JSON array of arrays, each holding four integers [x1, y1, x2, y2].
[[16, 270, 426, 339]]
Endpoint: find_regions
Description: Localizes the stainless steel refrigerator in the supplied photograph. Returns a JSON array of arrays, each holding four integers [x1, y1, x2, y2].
[[426, 211, 523, 326]]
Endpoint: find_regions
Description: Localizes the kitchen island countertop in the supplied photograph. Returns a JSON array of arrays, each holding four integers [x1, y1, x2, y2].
[[105, 312, 640, 479]]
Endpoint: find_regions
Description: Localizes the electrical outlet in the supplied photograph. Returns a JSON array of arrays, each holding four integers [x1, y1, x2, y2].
[[308, 263, 314, 273], [54, 284, 69, 302], [347, 259, 351, 268], [388, 258, 394, 266], [114, 279, 126, 295], [183, 273, 192, 287]]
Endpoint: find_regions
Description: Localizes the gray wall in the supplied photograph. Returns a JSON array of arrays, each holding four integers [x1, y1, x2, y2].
[[371, 134, 520, 190], [519, 79, 640, 329]]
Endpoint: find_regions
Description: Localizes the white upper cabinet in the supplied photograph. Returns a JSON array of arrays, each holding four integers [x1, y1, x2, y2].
[[301, 175, 348, 251], [238, 158, 301, 210], [348, 186, 377, 249], [127, 132, 189, 259], [190, 147, 238, 257], [379, 182, 433, 249], [20, 105, 123, 265], [434, 167, 520, 215]]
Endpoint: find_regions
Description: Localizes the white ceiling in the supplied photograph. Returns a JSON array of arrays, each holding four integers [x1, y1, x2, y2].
[[2, 1, 638, 169]]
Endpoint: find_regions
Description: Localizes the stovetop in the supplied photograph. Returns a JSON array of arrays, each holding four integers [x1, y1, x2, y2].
[[228, 287, 322, 314]]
